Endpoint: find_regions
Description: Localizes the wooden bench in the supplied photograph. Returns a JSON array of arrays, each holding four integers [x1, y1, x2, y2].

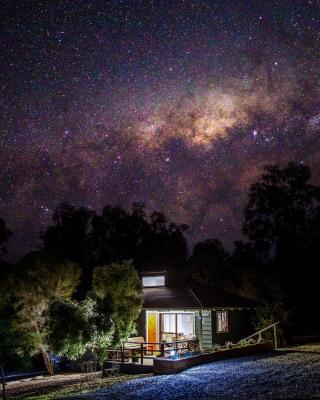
[[124, 337, 148, 360], [106, 337, 148, 362], [125, 337, 145, 349]]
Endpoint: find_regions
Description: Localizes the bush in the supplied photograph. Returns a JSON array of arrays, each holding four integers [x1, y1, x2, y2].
[[252, 302, 291, 346], [212, 344, 221, 351]]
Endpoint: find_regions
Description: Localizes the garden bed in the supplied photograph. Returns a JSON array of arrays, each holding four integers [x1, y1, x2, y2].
[[154, 340, 274, 374]]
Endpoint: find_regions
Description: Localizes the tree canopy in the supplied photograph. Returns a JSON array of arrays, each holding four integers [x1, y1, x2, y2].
[[241, 162, 320, 333], [92, 260, 143, 346], [187, 238, 229, 286], [41, 203, 188, 296], [11, 252, 81, 373], [47, 260, 142, 365], [243, 162, 320, 264], [0, 217, 11, 258]]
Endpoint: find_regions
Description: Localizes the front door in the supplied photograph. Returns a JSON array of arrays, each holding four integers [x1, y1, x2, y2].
[[147, 312, 157, 350]]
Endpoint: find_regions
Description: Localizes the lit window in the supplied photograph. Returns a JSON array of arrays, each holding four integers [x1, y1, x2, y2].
[[142, 275, 165, 287], [216, 311, 228, 333], [160, 313, 194, 341]]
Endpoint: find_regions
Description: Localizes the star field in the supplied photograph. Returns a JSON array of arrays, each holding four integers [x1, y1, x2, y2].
[[1, 0, 320, 259]]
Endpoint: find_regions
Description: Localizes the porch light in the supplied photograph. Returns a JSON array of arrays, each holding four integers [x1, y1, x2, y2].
[[170, 350, 177, 359]]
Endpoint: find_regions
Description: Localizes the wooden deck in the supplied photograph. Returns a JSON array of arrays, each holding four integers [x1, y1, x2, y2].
[[106, 338, 200, 365]]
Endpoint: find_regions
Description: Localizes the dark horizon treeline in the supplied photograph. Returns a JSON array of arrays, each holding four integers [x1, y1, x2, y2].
[[1, 162, 320, 336], [41, 203, 189, 296]]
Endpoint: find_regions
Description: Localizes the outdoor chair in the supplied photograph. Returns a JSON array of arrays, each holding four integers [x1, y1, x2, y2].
[[104, 362, 121, 376]]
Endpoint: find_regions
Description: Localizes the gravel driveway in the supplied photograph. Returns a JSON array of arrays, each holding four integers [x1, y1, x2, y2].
[[65, 343, 320, 400]]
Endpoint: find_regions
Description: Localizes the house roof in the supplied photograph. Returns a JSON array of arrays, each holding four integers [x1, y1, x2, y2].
[[142, 279, 257, 309]]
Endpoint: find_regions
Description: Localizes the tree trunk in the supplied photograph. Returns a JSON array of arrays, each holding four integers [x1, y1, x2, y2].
[[40, 346, 54, 375]]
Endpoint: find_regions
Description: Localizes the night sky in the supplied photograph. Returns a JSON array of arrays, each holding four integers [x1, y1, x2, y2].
[[1, 0, 320, 260]]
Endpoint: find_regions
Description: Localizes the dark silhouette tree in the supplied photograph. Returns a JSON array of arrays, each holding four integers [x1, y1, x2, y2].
[[188, 238, 229, 286], [231, 240, 284, 305], [138, 211, 188, 272], [0, 217, 12, 259], [41, 203, 94, 266], [242, 162, 320, 334], [41, 203, 189, 297], [41, 203, 95, 296], [89, 203, 150, 267], [243, 163, 320, 263]]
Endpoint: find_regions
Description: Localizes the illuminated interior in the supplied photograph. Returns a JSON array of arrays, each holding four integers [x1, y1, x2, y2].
[[142, 275, 165, 287], [147, 311, 195, 342]]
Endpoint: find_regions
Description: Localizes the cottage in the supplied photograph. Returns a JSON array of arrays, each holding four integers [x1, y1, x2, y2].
[[136, 270, 256, 349]]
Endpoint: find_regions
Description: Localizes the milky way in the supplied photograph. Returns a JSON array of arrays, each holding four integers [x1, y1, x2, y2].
[[1, 0, 320, 260]]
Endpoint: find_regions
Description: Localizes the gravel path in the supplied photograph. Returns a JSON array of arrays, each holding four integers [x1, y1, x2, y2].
[[65, 344, 320, 400]]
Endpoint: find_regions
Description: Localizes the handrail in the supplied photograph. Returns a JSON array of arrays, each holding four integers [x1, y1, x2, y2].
[[239, 321, 280, 349], [107, 338, 199, 365], [122, 338, 197, 346]]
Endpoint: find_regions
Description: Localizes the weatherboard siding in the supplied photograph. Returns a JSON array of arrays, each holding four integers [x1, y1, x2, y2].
[[202, 310, 212, 348]]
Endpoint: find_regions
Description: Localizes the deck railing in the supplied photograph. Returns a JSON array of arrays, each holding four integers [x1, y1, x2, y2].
[[106, 338, 199, 365], [239, 321, 280, 349]]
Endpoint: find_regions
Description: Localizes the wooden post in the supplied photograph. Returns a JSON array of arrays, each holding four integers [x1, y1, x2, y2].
[[1, 365, 6, 400], [140, 343, 144, 365], [121, 344, 125, 364], [160, 342, 165, 357], [273, 324, 278, 349], [199, 310, 203, 352]]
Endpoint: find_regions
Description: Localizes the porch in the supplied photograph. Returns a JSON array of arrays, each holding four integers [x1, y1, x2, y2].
[[104, 322, 279, 374], [106, 337, 200, 366]]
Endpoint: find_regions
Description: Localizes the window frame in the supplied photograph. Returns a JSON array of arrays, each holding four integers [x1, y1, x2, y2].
[[142, 275, 165, 288], [216, 310, 229, 333], [159, 312, 195, 341]]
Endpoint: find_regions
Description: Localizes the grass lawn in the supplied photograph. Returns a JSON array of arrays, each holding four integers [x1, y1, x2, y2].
[[6, 373, 150, 399]]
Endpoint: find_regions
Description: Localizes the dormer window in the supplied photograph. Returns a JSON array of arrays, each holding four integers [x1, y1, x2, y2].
[[142, 275, 165, 288]]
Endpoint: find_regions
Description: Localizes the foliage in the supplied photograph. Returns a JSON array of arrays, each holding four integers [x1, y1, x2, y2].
[[12, 252, 81, 373], [41, 203, 94, 266], [230, 241, 284, 302], [242, 162, 320, 332], [41, 203, 188, 296], [0, 304, 32, 371], [252, 302, 291, 345], [41, 203, 94, 296], [188, 238, 229, 285], [47, 298, 97, 361], [47, 260, 142, 366], [0, 217, 12, 258], [243, 163, 320, 261], [92, 260, 143, 346], [48, 297, 113, 365]]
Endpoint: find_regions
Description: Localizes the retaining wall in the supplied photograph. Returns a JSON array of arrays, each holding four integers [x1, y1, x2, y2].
[[153, 340, 274, 375]]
